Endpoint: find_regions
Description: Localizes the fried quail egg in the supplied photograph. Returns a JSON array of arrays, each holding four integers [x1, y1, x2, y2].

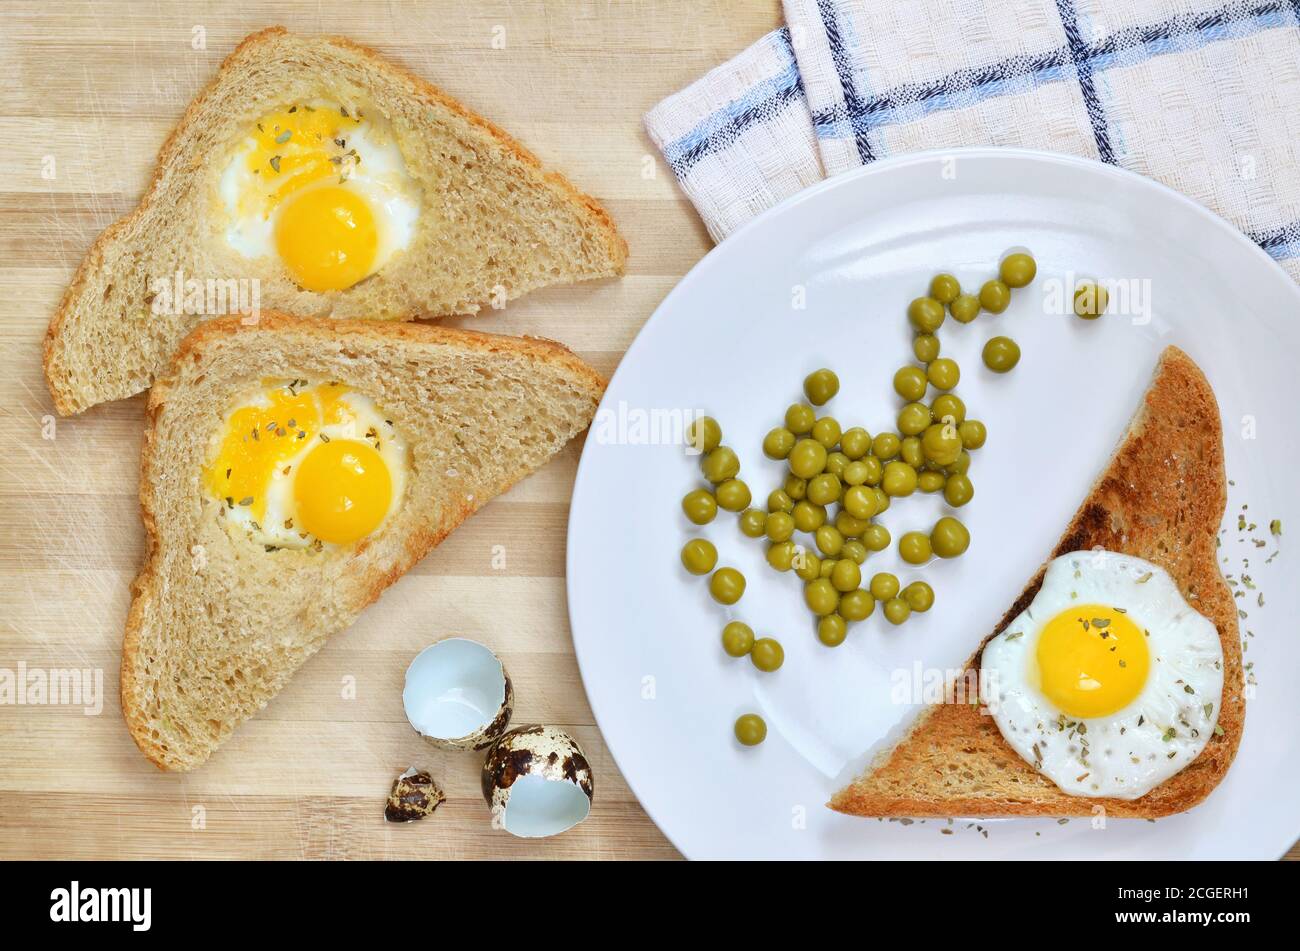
[[202, 379, 409, 548], [981, 551, 1223, 799], [217, 100, 419, 292]]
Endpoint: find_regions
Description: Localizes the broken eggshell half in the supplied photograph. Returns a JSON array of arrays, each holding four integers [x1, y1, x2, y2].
[[481, 724, 594, 838], [402, 637, 513, 751]]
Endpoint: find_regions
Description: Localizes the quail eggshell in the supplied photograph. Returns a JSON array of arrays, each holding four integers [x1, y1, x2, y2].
[[402, 638, 513, 751], [481, 725, 594, 838], [384, 766, 445, 823]]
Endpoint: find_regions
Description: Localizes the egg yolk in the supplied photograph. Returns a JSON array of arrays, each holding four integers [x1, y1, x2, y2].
[[293, 439, 392, 544], [274, 185, 379, 292], [203, 381, 350, 527], [1035, 605, 1150, 719]]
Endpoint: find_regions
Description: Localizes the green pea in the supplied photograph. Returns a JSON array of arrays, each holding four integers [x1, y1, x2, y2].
[[903, 580, 935, 612], [831, 559, 862, 593], [922, 422, 963, 466], [765, 511, 795, 543], [869, 572, 900, 601], [783, 474, 808, 500], [687, 416, 721, 454], [858, 456, 883, 486], [785, 402, 816, 434], [709, 567, 746, 604], [818, 614, 848, 647], [766, 541, 795, 572], [842, 460, 870, 486], [763, 427, 796, 459], [804, 368, 840, 406], [931, 393, 965, 425], [945, 451, 972, 476], [912, 333, 941, 364], [792, 500, 826, 533], [1074, 281, 1109, 319], [680, 538, 717, 575], [842, 484, 878, 520], [715, 478, 751, 512], [840, 539, 868, 565], [812, 416, 842, 450], [900, 436, 924, 469], [834, 510, 868, 538], [944, 473, 974, 507], [739, 507, 767, 538], [734, 713, 767, 745], [815, 524, 844, 557], [806, 473, 841, 506], [949, 293, 980, 323], [872, 432, 901, 461], [872, 486, 891, 514], [929, 273, 961, 304], [999, 252, 1037, 288], [926, 357, 960, 391], [931, 516, 970, 558], [819, 558, 837, 579], [767, 489, 794, 514], [682, 488, 717, 524], [793, 547, 821, 581], [750, 638, 784, 672], [701, 445, 740, 483], [861, 523, 891, 552], [840, 426, 871, 460], [839, 588, 875, 621], [882, 460, 918, 497], [982, 336, 1020, 373], [883, 597, 912, 625], [958, 419, 987, 450], [804, 578, 840, 616], [788, 438, 828, 479], [825, 451, 849, 478], [897, 401, 931, 436], [908, 297, 946, 333], [918, 470, 946, 493], [893, 365, 928, 402], [979, 279, 1011, 314], [722, 621, 755, 657], [899, 531, 932, 565]]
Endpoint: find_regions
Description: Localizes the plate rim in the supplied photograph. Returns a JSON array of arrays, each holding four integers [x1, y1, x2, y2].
[[566, 146, 1300, 860]]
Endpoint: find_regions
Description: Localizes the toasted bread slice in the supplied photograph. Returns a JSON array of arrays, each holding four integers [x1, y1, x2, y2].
[[122, 314, 605, 770], [830, 346, 1243, 818], [44, 27, 626, 416]]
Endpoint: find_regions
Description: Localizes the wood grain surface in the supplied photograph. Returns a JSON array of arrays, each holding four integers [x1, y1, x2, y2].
[[1, 0, 1293, 861]]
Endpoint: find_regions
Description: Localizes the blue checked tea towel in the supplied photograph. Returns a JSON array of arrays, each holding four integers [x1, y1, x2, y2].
[[644, 0, 1300, 282]]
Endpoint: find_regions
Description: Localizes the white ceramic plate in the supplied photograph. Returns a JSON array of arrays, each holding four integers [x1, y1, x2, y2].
[[567, 149, 1300, 859]]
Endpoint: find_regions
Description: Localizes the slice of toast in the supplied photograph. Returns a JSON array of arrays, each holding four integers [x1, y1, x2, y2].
[[830, 346, 1244, 818], [122, 313, 605, 770], [44, 27, 626, 416]]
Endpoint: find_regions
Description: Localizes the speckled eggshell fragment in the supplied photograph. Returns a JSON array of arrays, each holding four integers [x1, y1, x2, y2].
[[481, 725, 595, 837]]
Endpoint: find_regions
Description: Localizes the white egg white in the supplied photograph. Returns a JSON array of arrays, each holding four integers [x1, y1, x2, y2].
[[981, 551, 1224, 799]]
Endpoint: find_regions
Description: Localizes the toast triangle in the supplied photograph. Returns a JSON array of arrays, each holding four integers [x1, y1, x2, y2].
[[44, 27, 626, 416], [122, 313, 605, 770], [830, 346, 1244, 819]]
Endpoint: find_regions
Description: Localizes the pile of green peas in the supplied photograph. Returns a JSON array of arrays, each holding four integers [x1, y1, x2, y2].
[[679, 251, 1043, 745]]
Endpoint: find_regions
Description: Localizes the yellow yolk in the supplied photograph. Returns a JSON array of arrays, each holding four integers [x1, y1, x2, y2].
[[1034, 605, 1150, 719], [244, 105, 361, 214], [292, 439, 392, 544], [274, 185, 378, 292], [203, 382, 350, 526]]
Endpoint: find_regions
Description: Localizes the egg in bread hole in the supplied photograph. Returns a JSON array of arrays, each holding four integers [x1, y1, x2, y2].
[[201, 379, 409, 549], [216, 100, 420, 293], [980, 551, 1223, 799]]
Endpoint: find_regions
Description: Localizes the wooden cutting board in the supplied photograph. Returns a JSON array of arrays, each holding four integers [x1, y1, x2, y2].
[[2, 0, 1293, 861]]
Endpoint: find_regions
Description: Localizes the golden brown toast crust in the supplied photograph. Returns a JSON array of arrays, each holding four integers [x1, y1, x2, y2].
[[829, 346, 1243, 818], [121, 313, 605, 770], [43, 27, 627, 416]]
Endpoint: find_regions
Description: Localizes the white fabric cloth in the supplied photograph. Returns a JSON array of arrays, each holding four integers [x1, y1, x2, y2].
[[644, 0, 1300, 281]]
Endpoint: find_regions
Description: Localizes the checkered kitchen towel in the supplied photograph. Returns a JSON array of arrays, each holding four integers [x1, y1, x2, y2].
[[645, 0, 1300, 281]]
